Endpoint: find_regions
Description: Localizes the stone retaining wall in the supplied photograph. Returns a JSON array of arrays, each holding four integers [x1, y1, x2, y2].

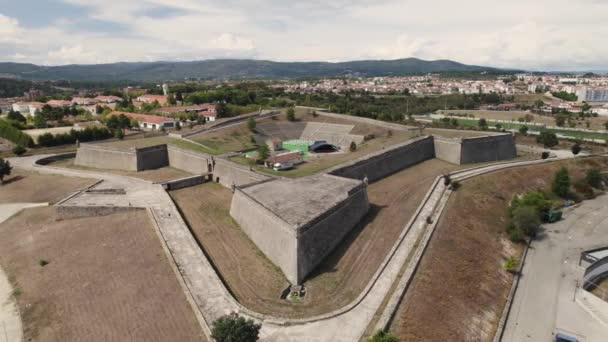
[[327, 135, 436, 182], [75, 144, 138, 171], [460, 133, 517, 164], [213, 158, 272, 189], [56, 205, 143, 220], [167, 145, 212, 174], [230, 187, 299, 283], [296, 180, 369, 283]]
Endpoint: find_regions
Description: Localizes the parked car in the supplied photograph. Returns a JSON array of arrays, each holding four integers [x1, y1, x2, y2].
[[555, 332, 578, 342]]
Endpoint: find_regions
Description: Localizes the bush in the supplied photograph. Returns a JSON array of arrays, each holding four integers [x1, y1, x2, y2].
[[0, 119, 34, 147], [258, 144, 270, 161], [574, 179, 595, 199], [350, 141, 357, 152], [247, 117, 256, 132], [12, 145, 26, 156], [552, 167, 571, 198], [512, 205, 541, 237], [368, 330, 398, 342], [571, 143, 581, 155], [510, 190, 553, 219], [286, 107, 296, 121], [506, 223, 525, 242], [363, 134, 375, 141], [519, 125, 529, 136], [211, 313, 261, 342], [37, 127, 113, 147], [443, 174, 451, 186], [537, 131, 558, 148], [478, 118, 488, 130], [586, 169, 604, 189], [450, 180, 461, 190], [114, 129, 124, 140], [541, 151, 550, 159], [503, 257, 519, 273]]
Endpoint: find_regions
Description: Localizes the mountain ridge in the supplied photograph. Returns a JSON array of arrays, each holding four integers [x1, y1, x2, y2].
[[0, 58, 517, 82]]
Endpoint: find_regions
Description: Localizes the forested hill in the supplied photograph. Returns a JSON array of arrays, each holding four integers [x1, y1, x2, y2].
[[0, 58, 514, 82]]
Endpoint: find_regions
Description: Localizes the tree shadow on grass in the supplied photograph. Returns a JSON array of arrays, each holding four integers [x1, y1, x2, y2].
[[2, 175, 24, 185]]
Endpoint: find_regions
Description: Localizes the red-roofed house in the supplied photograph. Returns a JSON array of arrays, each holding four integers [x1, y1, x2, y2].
[[136, 94, 168, 105], [47, 99, 72, 107], [94, 95, 122, 104], [108, 111, 178, 131]]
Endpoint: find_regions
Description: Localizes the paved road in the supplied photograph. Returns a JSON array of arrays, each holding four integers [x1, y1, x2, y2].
[[0, 203, 48, 342], [502, 194, 608, 342]]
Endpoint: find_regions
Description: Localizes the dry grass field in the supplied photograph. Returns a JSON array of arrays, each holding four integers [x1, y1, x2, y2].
[[390, 157, 608, 342], [0, 169, 94, 204], [172, 159, 458, 318], [49, 158, 193, 183], [0, 207, 204, 342]]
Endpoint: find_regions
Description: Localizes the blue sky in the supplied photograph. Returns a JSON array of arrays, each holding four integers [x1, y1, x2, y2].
[[0, 0, 607, 71]]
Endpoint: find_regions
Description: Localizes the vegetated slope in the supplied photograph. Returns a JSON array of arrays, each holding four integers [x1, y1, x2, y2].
[[390, 157, 608, 342], [0, 58, 510, 81]]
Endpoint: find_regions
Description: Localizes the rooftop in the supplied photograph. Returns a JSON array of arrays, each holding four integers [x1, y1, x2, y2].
[[242, 174, 363, 230]]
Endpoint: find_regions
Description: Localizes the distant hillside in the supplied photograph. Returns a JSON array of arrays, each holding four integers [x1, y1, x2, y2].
[[0, 58, 515, 82]]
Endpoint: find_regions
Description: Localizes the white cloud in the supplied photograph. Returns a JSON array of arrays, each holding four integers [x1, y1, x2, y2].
[[1, 0, 608, 70]]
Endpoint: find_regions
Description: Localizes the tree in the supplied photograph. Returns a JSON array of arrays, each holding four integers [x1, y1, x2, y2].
[[368, 330, 398, 342], [247, 117, 257, 132], [114, 129, 125, 140], [586, 169, 604, 189], [552, 167, 571, 198], [519, 125, 529, 136], [0, 158, 12, 185], [555, 115, 566, 127], [175, 91, 183, 102], [478, 118, 488, 130], [33, 111, 46, 128], [534, 99, 545, 109], [350, 141, 357, 152], [167, 94, 177, 105], [512, 205, 541, 237], [12, 145, 26, 156], [7, 110, 26, 123], [286, 107, 296, 122], [257, 144, 270, 161], [175, 121, 181, 131], [495, 123, 503, 131], [211, 313, 261, 342], [537, 131, 558, 148], [216, 102, 229, 118], [571, 143, 581, 155]]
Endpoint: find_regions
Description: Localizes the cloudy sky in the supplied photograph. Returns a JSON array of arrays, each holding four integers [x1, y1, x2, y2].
[[0, 0, 606, 71]]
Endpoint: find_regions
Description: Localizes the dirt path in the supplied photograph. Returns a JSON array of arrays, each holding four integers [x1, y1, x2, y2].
[[390, 157, 608, 342], [0, 207, 204, 342], [172, 159, 458, 318]]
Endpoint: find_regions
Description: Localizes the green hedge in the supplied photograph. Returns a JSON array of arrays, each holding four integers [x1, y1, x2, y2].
[[0, 119, 34, 147]]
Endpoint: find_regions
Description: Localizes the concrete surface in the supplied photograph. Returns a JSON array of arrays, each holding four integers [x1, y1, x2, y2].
[[502, 194, 608, 342], [232, 174, 369, 284], [0, 202, 48, 342]]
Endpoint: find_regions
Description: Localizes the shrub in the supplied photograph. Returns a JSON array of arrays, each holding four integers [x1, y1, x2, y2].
[[571, 143, 581, 155], [0, 158, 12, 185], [114, 129, 124, 140], [537, 131, 558, 148], [350, 141, 357, 152], [478, 118, 488, 130], [247, 117, 256, 131], [512, 205, 541, 237], [211, 313, 261, 342], [510, 190, 553, 218], [12, 145, 26, 156], [450, 180, 461, 191], [586, 169, 604, 189], [506, 223, 525, 242], [286, 107, 296, 122], [541, 151, 550, 159], [257, 144, 270, 161], [39, 259, 49, 267], [363, 134, 375, 141], [552, 167, 571, 198], [574, 179, 595, 199], [368, 330, 398, 342], [312, 111, 319, 117], [444, 174, 451, 186], [503, 257, 519, 273], [519, 125, 529, 136]]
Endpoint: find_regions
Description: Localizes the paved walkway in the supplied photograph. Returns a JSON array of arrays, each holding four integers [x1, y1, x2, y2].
[[0, 203, 48, 342], [502, 194, 608, 342], [7, 154, 581, 341]]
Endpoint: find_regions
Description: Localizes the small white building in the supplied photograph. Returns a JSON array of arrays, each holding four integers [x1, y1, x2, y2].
[[108, 111, 178, 131]]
